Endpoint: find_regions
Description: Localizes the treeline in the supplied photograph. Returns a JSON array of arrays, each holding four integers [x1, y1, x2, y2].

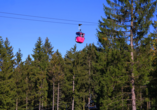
[[0, 36, 100, 110], [0, 0, 157, 110]]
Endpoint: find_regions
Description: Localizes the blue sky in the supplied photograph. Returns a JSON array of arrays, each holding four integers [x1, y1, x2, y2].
[[0, 0, 156, 62], [0, 0, 107, 61]]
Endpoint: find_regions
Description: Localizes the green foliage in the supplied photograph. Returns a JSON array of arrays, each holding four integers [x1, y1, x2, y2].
[[93, 41, 130, 109], [23, 55, 35, 109], [147, 18, 157, 110], [13, 48, 25, 110], [43, 37, 54, 61], [96, 0, 157, 109], [31, 37, 48, 108], [0, 37, 16, 109], [0, 1, 156, 109]]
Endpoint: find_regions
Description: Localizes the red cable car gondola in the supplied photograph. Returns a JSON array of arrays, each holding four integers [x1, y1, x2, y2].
[[76, 24, 85, 43]]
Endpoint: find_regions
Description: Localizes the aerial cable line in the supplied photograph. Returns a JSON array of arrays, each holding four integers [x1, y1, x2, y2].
[[0, 11, 98, 24], [0, 15, 97, 25]]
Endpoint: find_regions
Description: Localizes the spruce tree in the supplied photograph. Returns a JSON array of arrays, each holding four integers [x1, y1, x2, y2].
[[147, 18, 157, 109], [64, 45, 90, 110], [48, 50, 64, 110], [0, 36, 6, 109], [23, 55, 35, 109], [43, 37, 54, 107], [31, 37, 48, 110], [93, 38, 130, 109], [14, 48, 24, 110], [23, 55, 37, 109], [43, 37, 54, 61], [64, 45, 78, 110], [97, 0, 157, 109], [55, 50, 64, 110], [82, 44, 97, 110], [73, 50, 89, 110], [0, 37, 16, 109]]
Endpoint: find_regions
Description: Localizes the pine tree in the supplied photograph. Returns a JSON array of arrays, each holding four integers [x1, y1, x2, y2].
[[0, 37, 16, 109], [0, 36, 6, 109], [31, 37, 48, 110], [69, 50, 88, 110], [64, 45, 90, 110], [81, 44, 97, 110], [23, 55, 35, 109], [43, 37, 54, 62], [97, 0, 157, 109], [93, 38, 130, 109], [147, 18, 157, 109], [48, 51, 61, 110], [14, 48, 24, 110], [55, 50, 64, 110], [43, 37, 54, 107], [64, 45, 78, 110]]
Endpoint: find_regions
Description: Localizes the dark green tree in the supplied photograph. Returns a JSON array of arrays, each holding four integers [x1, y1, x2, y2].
[[81, 44, 97, 110], [0, 36, 6, 109], [0, 37, 16, 109], [147, 19, 157, 110], [14, 48, 24, 110], [48, 50, 64, 110], [31, 37, 48, 110], [73, 50, 89, 110], [23, 55, 35, 109], [64, 45, 79, 110], [97, 0, 157, 109], [55, 50, 64, 110], [93, 38, 130, 110], [43, 37, 54, 107], [43, 37, 54, 61], [64, 45, 90, 110]]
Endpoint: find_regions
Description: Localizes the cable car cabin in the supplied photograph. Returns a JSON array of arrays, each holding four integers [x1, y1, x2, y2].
[[76, 32, 85, 43]]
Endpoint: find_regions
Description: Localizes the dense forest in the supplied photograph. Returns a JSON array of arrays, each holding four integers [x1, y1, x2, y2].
[[0, 0, 157, 110]]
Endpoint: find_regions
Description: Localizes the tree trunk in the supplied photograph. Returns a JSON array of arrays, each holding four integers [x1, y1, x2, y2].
[[16, 98, 18, 110], [39, 83, 42, 110], [39, 94, 41, 110], [72, 75, 75, 110], [88, 97, 90, 109], [26, 93, 28, 110], [57, 82, 59, 110], [52, 78, 55, 110], [42, 96, 43, 109], [26, 76, 28, 110], [88, 60, 91, 110], [122, 86, 123, 110], [131, 0, 136, 109], [41, 79, 43, 109], [83, 97, 85, 110], [140, 87, 142, 110]]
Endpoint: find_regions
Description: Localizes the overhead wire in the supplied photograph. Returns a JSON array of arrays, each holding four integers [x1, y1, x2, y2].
[[0, 16, 98, 25], [0, 11, 97, 24], [0, 16, 95, 25], [0, 11, 98, 25]]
